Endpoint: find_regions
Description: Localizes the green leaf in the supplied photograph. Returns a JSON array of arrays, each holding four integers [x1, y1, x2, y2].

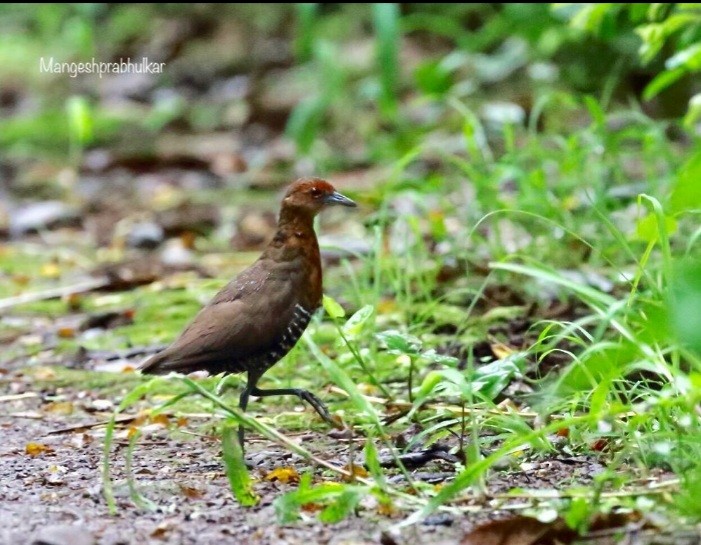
[[319, 487, 364, 523], [643, 66, 686, 101], [221, 423, 259, 507], [553, 342, 638, 394], [670, 260, 701, 356], [635, 213, 677, 243], [274, 472, 314, 523], [470, 354, 526, 400], [364, 436, 387, 488], [636, 15, 699, 64], [342, 304, 375, 338], [683, 93, 701, 130], [420, 348, 459, 366], [666, 42, 701, 71], [118, 378, 161, 411], [274, 475, 366, 524], [413, 354, 525, 407], [415, 370, 444, 400], [323, 294, 346, 319], [414, 59, 454, 96], [126, 428, 157, 511], [376, 330, 422, 355], [670, 151, 701, 213]]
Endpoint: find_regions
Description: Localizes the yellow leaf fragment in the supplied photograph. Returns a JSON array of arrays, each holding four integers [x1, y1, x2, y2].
[[26, 442, 53, 457], [150, 413, 170, 427], [43, 401, 74, 415], [491, 341, 515, 360], [265, 466, 300, 484]]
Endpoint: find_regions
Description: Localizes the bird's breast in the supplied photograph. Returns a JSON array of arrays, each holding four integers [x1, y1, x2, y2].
[[244, 302, 316, 375]]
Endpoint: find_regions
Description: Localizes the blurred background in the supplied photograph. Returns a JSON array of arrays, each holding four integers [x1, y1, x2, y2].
[[1, 3, 701, 355], [2, 2, 701, 364], [3, 4, 701, 533], [2, 4, 699, 241]]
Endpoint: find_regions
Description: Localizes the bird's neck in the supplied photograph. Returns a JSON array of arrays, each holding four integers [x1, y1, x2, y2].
[[267, 207, 320, 258], [277, 206, 315, 231], [265, 208, 322, 307]]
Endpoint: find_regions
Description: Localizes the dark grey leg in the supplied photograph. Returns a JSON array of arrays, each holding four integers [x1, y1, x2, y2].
[[238, 385, 251, 448], [238, 370, 263, 449], [249, 386, 335, 426]]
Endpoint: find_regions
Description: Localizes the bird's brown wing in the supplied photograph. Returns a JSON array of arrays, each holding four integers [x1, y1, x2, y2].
[[141, 261, 305, 376]]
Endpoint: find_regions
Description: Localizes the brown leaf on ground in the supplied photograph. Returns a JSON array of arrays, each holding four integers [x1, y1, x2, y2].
[[461, 513, 646, 545], [178, 483, 204, 499]]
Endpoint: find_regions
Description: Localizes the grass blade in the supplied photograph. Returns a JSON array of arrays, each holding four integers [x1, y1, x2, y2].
[[221, 423, 259, 506], [373, 3, 400, 119]]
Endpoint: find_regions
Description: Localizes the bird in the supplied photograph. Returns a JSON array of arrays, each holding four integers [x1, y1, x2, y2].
[[140, 177, 356, 446]]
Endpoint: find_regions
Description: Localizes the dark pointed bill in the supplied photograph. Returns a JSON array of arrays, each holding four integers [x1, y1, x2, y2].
[[324, 191, 357, 207]]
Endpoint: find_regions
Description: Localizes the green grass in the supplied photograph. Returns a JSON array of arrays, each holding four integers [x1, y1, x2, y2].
[[3, 2, 701, 536]]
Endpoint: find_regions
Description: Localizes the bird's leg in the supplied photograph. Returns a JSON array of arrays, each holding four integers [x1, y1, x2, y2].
[[249, 385, 338, 428], [238, 381, 252, 448]]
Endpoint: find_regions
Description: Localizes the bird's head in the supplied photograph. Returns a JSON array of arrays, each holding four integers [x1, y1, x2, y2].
[[281, 178, 357, 216]]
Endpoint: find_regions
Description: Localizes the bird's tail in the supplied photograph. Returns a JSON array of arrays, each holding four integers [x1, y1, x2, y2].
[[139, 351, 183, 375], [139, 349, 228, 376]]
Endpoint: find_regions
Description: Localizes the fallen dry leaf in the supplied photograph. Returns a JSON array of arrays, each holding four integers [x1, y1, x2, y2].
[[301, 502, 323, 513], [26, 442, 54, 457], [43, 401, 74, 415], [461, 513, 646, 545], [342, 463, 369, 482], [178, 483, 204, 499], [265, 466, 300, 484], [151, 413, 170, 427], [377, 501, 396, 517], [57, 327, 76, 339], [491, 341, 516, 360]]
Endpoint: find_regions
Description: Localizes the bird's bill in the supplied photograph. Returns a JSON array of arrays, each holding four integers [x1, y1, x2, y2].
[[324, 191, 357, 207]]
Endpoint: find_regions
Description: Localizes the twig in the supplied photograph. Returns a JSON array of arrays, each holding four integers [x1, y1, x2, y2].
[[456, 479, 680, 503], [46, 411, 227, 435], [0, 277, 111, 311], [5, 411, 43, 419], [46, 415, 140, 435], [0, 392, 39, 403], [327, 386, 539, 418]]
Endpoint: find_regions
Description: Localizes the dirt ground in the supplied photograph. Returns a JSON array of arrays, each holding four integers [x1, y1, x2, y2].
[[1, 371, 670, 545]]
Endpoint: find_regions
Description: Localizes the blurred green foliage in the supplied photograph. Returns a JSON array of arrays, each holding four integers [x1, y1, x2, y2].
[[1, 3, 700, 161]]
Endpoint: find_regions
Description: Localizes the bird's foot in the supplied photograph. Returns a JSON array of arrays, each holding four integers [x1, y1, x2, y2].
[[298, 389, 344, 430]]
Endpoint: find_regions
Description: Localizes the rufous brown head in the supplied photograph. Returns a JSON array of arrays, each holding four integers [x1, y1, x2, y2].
[[282, 178, 356, 216]]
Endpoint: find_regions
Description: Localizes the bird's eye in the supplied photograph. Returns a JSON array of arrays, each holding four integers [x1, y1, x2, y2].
[[310, 187, 322, 197]]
